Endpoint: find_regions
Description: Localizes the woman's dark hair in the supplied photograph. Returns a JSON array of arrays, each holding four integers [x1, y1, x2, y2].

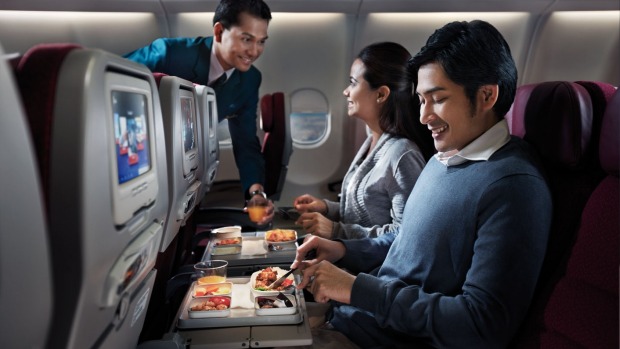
[[213, 0, 272, 29], [408, 20, 517, 119], [358, 42, 435, 161]]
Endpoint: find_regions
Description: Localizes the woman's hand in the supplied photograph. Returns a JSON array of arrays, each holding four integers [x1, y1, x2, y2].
[[293, 194, 327, 214], [295, 212, 334, 239]]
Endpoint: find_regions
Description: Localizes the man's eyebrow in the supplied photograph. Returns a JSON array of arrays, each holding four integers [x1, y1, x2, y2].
[[416, 86, 446, 96], [241, 32, 269, 41]]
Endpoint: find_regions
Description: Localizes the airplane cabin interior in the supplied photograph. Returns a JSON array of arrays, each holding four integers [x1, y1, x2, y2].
[[0, 0, 618, 348]]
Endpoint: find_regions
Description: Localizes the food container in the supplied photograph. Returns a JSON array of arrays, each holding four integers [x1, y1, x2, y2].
[[211, 236, 243, 255], [192, 282, 233, 298], [187, 296, 231, 318], [250, 267, 295, 297], [255, 295, 297, 316], [211, 225, 242, 239], [264, 229, 297, 245]]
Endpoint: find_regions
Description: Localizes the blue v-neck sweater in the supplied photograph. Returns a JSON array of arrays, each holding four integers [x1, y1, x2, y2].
[[331, 137, 552, 349]]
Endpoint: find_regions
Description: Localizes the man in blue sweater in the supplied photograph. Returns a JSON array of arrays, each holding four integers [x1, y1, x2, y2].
[[292, 20, 552, 348], [124, 0, 274, 224]]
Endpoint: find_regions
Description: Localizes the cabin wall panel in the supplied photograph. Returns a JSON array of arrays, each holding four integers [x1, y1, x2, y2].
[[522, 11, 620, 85], [0, 11, 168, 56]]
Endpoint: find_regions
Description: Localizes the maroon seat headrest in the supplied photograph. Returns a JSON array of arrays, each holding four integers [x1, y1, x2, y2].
[[505, 83, 537, 138], [152, 72, 168, 87], [599, 88, 620, 176], [522, 81, 594, 169], [261, 93, 274, 132], [14, 43, 82, 202]]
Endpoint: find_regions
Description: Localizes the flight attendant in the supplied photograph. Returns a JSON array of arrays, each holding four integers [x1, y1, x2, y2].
[[124, 0, 274, 224]]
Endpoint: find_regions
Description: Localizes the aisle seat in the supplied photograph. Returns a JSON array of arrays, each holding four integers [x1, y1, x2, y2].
[[12, 43, 168, 349], [0, 42, 52, 349], [506, 81, 616, 348]]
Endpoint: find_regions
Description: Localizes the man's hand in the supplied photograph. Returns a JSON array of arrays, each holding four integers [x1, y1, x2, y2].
[[299, 261, 355, 304]]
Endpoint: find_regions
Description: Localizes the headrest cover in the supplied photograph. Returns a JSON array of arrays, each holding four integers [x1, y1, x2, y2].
[[599, 88, 620, 175], [523, 81, 594, 169], [261, 93, 273, 132], [14, 43, 82, 200], [152, 72, 167, 87], [505, 83, 537, 138]]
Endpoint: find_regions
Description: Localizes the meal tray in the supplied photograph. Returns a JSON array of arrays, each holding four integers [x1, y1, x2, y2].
[[177, 277, 304, 329]]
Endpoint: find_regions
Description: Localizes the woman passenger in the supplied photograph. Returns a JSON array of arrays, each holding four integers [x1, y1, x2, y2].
[[293, 42, 435, 239]]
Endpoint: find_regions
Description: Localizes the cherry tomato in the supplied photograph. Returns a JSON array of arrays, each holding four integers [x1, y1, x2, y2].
[[209, 296, 231, 307], [281, 279, 293, 287]]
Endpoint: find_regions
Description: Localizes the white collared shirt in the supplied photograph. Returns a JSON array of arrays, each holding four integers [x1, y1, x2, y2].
[[208, 47, 235, 85], [435, 119, 511, 167]]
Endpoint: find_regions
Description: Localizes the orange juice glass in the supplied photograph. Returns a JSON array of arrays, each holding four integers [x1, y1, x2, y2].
[[195, 260, 228, 285], [247, 196, 268, 223]]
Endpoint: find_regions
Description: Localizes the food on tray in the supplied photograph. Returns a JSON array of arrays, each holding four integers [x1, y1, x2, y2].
[[253, 267, 294, 291], [265, 229, 297, 243], [189, 296, 231, 311], [215, 237, 242, 246], [256, 296, 293, 308], [194, 283, 232, 297]]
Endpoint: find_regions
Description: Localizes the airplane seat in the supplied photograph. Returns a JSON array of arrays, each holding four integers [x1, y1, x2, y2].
[[261, 92, 293, 201], [138, 72, 203, 342], [194, 84, 220, 202], [12, 43, 169, 349], [505, 81, 608, 348], [538, 86, 619, 348], [0, 42, 52, 349]]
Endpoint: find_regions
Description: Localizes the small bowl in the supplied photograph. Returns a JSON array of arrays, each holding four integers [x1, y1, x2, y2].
[[255, 295, 297, 316], [188, 296, 231, 318], [192, 282, 233, 298]]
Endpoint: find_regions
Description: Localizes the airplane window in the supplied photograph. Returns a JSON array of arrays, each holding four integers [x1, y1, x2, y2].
[[289, 88, 330, 148], [290, 112, 329, 145]]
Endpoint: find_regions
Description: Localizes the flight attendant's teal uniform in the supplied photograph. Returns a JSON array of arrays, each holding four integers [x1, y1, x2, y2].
[[124, 36, 265, 195]]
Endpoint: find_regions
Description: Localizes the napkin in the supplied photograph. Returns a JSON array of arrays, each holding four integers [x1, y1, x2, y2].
[[230, 280, 255, 309], [241, 239, 268, 255]]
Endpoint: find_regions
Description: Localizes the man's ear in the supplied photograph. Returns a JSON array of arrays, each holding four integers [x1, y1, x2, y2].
[[213, 22, 224, 42], [478, 84, 499, 112]]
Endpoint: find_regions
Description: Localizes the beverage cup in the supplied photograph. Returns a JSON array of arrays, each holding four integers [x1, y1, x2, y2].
[[195, 260, 228, 285], [247, 196, 268, 223]]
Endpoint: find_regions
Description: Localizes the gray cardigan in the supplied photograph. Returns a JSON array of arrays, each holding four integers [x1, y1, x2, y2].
[[324, 133, 426, 239]]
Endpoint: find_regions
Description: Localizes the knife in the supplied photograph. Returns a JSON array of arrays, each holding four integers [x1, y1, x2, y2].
[[266, 268, 296, 290]]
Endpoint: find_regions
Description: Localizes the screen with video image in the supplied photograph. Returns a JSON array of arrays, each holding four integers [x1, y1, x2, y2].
[[181, 96, 196, 153], [112, 90, 151, 184]]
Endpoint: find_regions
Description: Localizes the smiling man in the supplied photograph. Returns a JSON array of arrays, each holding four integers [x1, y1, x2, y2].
[[124, 0, 274, 223], [291, 20, 553, 348]]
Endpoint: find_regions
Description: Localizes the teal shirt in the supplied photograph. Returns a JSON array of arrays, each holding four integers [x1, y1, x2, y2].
[[124, 37, 265, 194]]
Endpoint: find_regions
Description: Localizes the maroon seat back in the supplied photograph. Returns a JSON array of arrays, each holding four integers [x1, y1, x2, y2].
[[260, 92, 292, 200], [506, 81, 606, 348], [14, 43, 82, 205], [540, 87, 619, 348]]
